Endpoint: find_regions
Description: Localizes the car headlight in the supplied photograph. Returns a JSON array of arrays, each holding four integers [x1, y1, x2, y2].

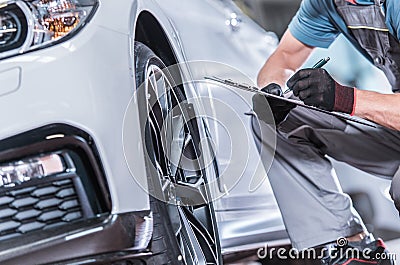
[[0, 0, 98, 59]]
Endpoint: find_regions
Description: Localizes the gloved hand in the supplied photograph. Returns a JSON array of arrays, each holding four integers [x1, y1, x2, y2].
[[252, 83, 296, 126], [287, 68, 356, 114]]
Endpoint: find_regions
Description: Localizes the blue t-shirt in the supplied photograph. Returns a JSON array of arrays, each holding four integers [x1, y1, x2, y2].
[[288, 0, 400, 49]]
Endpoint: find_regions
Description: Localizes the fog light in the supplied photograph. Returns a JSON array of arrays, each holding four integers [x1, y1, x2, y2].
[[0, 153, 65, 187]]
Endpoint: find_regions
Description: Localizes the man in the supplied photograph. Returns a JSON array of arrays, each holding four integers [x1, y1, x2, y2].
[[253, 0, 400, 264]]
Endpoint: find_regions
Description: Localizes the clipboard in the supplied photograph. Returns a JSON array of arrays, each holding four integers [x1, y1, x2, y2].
[[204, 76, 377, 128]]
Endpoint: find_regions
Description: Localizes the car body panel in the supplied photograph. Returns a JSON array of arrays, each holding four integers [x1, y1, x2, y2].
[[154, 0, 287, 252]]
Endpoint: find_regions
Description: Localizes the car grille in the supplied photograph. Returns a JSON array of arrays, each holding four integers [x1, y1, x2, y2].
[[0, 175, 86, 241]]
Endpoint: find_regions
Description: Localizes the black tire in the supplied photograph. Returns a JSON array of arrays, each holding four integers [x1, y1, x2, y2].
[[134, 41, 222, 265]]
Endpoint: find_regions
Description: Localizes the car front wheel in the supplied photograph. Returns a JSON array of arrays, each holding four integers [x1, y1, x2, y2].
[[134, 41, 222, 265]]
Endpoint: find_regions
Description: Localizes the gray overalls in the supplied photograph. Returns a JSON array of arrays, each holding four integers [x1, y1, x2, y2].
[[253, 0, 400, 250]]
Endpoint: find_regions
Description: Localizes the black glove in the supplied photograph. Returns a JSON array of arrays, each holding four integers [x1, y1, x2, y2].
[[287, 68, 355, 114], [252, 83, 296, 126]]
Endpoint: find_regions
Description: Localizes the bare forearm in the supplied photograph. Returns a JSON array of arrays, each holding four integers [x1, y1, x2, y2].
[[257, 52, 297, 88], [257, 30, 314, 88], [354, 90, 400, 131]]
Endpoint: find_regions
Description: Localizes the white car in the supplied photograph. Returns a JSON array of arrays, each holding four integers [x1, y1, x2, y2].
[[0, 0, 287, 264], [2, 0, 400, 264]]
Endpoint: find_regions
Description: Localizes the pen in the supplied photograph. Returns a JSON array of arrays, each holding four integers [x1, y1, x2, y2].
[[311, 57, 330, 69], [283, 57, 330, 94]]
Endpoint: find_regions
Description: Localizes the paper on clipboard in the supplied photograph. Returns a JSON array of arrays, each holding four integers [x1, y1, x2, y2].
[[204, 76, 377, 128]]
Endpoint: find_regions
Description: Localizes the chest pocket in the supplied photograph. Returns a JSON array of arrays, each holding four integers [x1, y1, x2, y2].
[[337, 4, 389, 52]]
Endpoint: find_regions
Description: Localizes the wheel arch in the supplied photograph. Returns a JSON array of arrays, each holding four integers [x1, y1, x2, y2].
[[134, 11, 179, 68]]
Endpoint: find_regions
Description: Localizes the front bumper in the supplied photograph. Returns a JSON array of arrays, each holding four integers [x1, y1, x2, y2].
[[0, 124, 153, 264]]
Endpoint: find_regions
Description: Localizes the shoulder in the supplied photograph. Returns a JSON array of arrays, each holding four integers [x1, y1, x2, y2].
[[298, 0, 332, 17], [301, 0, 327, 11], [289, 0, 340, 48]]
